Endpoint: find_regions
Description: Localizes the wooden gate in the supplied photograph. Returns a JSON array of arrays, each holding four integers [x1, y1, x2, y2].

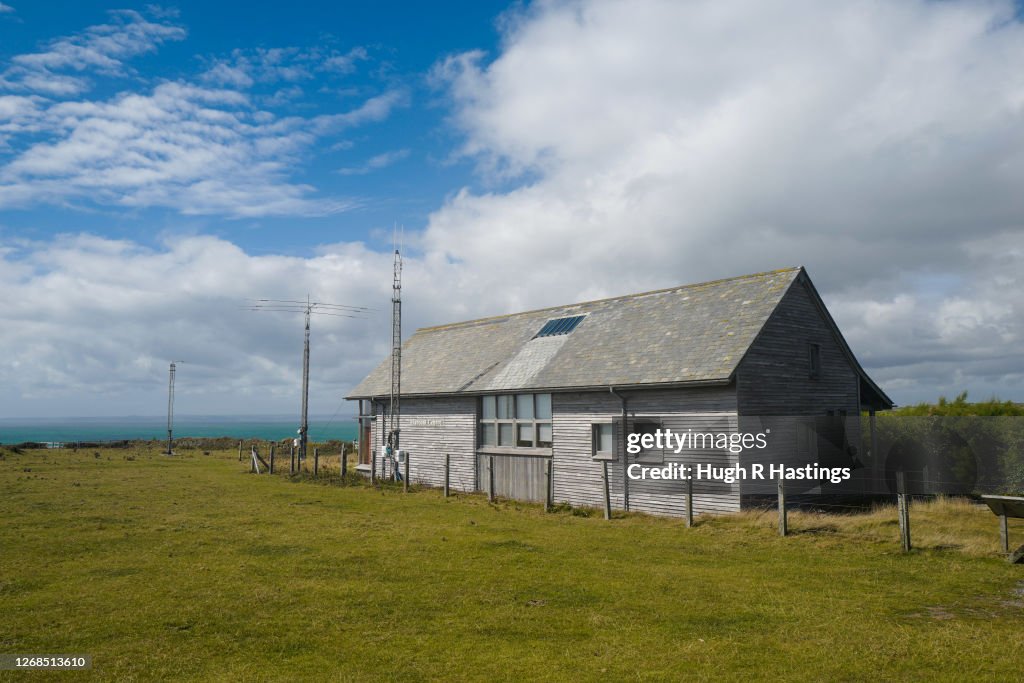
[[476, 453, 548, 502]]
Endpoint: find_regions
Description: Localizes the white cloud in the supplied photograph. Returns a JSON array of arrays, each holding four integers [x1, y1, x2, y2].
[[0, 10, 185, 96], [199, 45, 371, 87], [200, 62, 253, 89], [3, 0, 1024, 414], [419, 0, 1024, 403], [0, 81, 367, 217], [313, 89, 409, 132], [337, 148, 410, 175], [0, 3, 15, 14], [0, 234, 457, 417], [322, 47, 369, 74], [0, 15, 405, 217]]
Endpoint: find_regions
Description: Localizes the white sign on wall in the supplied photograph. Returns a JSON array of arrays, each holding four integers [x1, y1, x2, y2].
[[405, 418, 446, 427]]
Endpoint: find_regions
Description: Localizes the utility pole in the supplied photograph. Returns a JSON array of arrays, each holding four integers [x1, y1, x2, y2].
[[245, 297, 371, 461], [300, 295, 311, 464]]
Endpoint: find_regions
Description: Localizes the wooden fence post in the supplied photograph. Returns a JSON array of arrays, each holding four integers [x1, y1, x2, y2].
[[897, 471, 912, 552], [289, 445, 295, 474], [685, 477, 694, 528], [370, 450, 377, 484], [403, 453, 409, 493], [314, 448, 319, 477], [269, 445, 275, 474], [543, 460, 552, 512], [602, 460, 611, 520], [550, 459, 556, 509], [238, 440, 243, 462], [444, 454, 450, 498], [488, 455, 495, 502], [340, 446, 347, 478], [1000, 512, 1010, 554], [777, 478, 787, 537]]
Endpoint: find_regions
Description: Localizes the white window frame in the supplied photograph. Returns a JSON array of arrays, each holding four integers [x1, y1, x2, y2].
[[592, 421, 615, 461], [631, 419, 664, 464], [479, 393, 552, 450]]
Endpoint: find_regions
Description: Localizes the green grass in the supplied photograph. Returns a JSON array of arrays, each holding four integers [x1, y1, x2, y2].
[[1, 445, 1022, 682]]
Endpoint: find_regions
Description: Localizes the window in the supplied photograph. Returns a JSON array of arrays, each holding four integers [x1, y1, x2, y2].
[[631, 420, 664, 464], [593, 423, 614, 460], [808, 342, 821, 379], [796, 419, 819, 460], [479, 393, 553, 450], [535, 315, 586, 338]]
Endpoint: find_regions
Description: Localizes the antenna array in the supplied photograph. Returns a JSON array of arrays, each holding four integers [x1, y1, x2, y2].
[[247, 297, 371, 463], [387, 238, 403, 459]]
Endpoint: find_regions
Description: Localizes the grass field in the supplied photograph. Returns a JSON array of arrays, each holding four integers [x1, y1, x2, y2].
[[1, 444, 1023, 681]]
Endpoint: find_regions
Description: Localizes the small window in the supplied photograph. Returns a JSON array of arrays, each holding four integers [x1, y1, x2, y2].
[[593, 423, 614, 460], [517, 423, 534, 447], [537, 422, 552, 448], [535, 315, 586, 338], [481, 423, 497, 446], [536, 394, 552, 420], [632, 421, 663, 464], [516, 394, 534, 420], [808, 343, 821, 379], [482, 395, 496, 419], [497, 395, 514, 419], [796, 420, 819, 459]]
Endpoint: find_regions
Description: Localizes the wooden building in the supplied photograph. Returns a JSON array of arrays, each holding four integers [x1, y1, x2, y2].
[[347, 267, 892, 516]]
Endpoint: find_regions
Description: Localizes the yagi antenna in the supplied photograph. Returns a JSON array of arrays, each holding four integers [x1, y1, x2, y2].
[[246, 295, 372, 463]]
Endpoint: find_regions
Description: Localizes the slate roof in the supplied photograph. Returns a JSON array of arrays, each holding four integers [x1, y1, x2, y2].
[[348, 267, 806, 398]]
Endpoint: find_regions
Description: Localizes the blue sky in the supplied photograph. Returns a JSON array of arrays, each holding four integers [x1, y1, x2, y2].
[[1, 0, 1023, 418], [0, 1, 511, 255]]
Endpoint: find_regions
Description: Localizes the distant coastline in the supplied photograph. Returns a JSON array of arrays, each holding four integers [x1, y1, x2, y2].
[[0, 415, 358, 444]]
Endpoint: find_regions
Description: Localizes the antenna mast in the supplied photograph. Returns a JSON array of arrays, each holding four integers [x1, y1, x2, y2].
[[388, 232, 403, 465], [165, 361, 182, 455], [244, 297, 371, 464], [300, 295, 312, 464]]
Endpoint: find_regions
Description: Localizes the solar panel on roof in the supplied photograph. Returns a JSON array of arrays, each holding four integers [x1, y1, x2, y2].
[[535, 314, 586, 338]]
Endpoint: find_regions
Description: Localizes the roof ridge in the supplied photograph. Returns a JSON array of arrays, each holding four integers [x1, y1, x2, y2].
[[416, 266, 803, 333]]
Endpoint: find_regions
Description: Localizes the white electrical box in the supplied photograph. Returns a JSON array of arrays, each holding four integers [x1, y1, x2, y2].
[[396, 449, 409, 464]]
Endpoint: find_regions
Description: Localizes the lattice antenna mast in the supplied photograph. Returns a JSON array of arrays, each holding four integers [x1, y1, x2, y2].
[[388, 232, 403, 455], [166, 361, 183, 455]]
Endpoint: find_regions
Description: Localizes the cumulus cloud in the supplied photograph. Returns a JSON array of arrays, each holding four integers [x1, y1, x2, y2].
[[0, 232, 511, 417], [3, 0, 1024, 416], [421, 0, 1024, 402], [0, 235, 400, 416]]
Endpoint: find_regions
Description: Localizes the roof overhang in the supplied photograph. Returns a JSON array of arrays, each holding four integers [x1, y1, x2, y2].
[[345, 377, 734, 401]]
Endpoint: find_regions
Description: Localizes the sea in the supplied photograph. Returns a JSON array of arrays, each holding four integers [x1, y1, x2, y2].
[[0, 415, 359, 445]]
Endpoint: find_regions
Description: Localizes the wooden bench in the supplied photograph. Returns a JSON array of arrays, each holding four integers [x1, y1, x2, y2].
[[981, 495, 1024, 564]]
